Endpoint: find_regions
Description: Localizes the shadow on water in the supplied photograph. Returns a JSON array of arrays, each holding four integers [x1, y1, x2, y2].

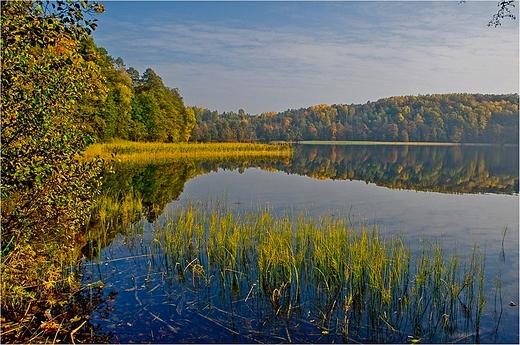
[[81, 145, 518, 343]]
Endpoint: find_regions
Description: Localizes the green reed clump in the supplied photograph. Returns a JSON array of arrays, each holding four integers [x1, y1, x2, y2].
[[151, 203, 203, 275], [121, 200, 492, 343]]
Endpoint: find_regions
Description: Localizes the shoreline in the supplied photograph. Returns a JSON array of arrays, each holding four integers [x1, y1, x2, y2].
[[294, 140, 518, 147]]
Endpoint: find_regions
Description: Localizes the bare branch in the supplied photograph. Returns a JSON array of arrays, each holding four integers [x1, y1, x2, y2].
[[489, 0, 516, 27]]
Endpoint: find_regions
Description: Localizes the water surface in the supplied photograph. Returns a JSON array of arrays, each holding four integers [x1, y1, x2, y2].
[[82, 144, 519, 343]]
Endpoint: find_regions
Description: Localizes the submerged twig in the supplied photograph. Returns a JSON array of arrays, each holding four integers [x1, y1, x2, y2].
[[70, 321, 87, 345], [245, 283, 256, 302], [197, 313, 239, 335], [148, 311, 179, 333]]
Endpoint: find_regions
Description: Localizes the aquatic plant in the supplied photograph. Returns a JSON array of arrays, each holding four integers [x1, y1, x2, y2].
[[94, 199, 496, 343], [82, 140, 292, 162]]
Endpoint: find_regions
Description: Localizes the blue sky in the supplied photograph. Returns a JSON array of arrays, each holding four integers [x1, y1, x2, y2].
[[91, 1, 519, 114]]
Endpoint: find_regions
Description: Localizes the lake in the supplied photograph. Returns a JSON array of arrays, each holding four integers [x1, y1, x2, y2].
[[80, 144, 519, 343]]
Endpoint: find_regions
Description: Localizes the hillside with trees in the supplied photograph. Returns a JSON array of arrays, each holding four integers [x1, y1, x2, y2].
[[68, 38, 519, 145], [189, 94, 519, 144], [57, 37, 518, 146]]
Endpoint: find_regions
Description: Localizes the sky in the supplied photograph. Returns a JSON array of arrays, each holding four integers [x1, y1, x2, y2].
[[91, 1, 519, 115]]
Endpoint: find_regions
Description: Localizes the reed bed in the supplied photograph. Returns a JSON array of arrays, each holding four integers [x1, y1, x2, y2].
[[128, 200, 493, 343], [81, 140, 292, 162]]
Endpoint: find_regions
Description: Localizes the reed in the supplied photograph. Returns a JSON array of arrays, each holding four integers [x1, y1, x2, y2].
[[81, 140, 292, 162], [101, 199, 493, 343], [81, 190, 497, 343]]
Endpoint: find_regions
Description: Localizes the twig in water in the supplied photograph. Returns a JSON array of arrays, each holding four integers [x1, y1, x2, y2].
[[134, 287, 142, 306], [285, 324, 293, 343], [99, 254, 153, 264], [245, 283, 256, 302], [70, 321, 87, 345], [149, 311, 179, 333], [197, 313, 239, 335]]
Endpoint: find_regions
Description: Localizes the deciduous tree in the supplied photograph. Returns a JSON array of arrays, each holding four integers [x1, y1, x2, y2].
[[1, 0, 105, 310]]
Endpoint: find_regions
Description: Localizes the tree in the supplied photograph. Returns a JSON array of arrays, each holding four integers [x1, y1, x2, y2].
[[126, 66, 141, 88], [306, 123, 318, 140], [460, 0, 517, 26], [1, 0, 105, 310], [85, 50, 135, 141], [488, 0, 517, 27], [126, 68, 194, 142]]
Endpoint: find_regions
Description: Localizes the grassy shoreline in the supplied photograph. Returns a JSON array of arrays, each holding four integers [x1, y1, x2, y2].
[[1, 141, 293, 343], [82, 140, 292, 162]]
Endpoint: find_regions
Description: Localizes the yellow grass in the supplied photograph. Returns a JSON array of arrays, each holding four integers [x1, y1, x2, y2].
[[81, 140, 292, 162]]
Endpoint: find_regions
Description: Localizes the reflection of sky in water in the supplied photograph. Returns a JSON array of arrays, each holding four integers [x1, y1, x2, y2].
[[180, 167, 518, 241], [87, 146, 519, 342], [176, 167, 519, 322]]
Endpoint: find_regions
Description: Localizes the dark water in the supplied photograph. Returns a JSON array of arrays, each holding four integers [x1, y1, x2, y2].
[[81, 144, 519, 343]]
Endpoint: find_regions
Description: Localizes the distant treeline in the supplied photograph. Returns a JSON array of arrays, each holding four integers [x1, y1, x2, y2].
[[84, 35, 518, 144], [190, 94, 519, 144]]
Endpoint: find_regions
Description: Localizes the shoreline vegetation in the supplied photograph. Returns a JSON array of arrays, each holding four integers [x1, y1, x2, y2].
[[82, 141, 292, 162], [80, 139, 518, 164], [2, 0, 517, 342]]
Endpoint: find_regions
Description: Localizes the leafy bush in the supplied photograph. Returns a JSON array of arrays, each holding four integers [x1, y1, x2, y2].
[[1, 0, 105, 312]]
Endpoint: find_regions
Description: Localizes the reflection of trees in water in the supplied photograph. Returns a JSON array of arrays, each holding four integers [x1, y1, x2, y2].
[[84, 156, 291, 258], [85, 145, 517, 258], [81, 145, 516, 342], [286, 145, 519, 195]]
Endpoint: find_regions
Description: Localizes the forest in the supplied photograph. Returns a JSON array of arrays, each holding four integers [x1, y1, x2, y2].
[[55, 35, 519, 145], [79, 37, 196, 143], [189, 94, 519, 144]]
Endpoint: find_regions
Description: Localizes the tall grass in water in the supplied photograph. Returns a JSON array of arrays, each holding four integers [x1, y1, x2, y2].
[[132, 200, 494, 343]]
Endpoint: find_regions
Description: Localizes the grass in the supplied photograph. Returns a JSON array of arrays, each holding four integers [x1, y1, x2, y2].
[[81, 140, 292, 162], [3, 139, 291, 342], [84, 197, 495, 343]]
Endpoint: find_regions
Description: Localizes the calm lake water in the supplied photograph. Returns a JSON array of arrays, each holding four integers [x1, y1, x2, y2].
[[81, 144, 519, 343]]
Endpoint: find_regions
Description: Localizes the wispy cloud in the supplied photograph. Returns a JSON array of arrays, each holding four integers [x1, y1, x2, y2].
[[93, 2, 518, 114]]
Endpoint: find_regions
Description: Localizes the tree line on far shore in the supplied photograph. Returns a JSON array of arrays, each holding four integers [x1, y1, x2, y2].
[[188, 93, 518, 144], [72, 34, 518, 146]]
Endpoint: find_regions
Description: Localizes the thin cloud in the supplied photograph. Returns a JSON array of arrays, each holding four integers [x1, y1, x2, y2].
[[92, 2, 518, 114]]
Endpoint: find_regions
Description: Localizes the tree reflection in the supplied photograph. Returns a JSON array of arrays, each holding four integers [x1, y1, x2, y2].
[[84, 145, 518, 258], [286, 145, 519, 195]]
